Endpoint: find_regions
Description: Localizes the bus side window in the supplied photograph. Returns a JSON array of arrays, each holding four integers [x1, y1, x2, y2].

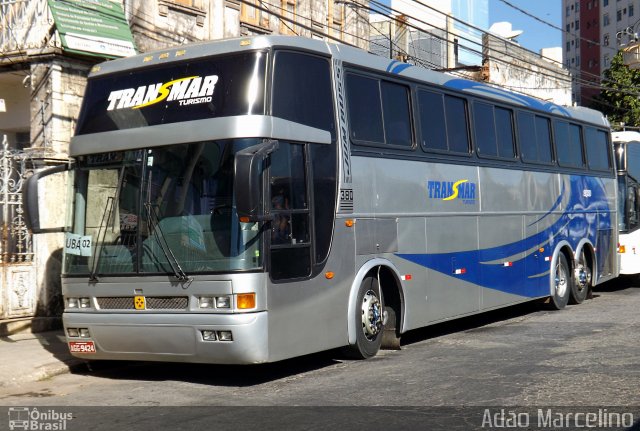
[[585, 127, 611, 171], [628, 185, 639, 231]]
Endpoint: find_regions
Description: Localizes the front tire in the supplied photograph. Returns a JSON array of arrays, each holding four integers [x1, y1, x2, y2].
[[344, 276, 384, 359], [549, 253, 571, 310]]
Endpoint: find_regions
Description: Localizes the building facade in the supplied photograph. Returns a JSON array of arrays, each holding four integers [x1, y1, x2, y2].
[[562, 0, 634, 106]]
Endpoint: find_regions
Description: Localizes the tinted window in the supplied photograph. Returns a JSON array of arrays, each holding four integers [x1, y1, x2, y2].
[[418, 90, 447, 151], [272, 51, 336, 140], [627, 143, 640, 181], [585, 127, 611, 171], [444, 95, 470, 153], [535, 116, 553, 163], [272, 51, 337, 266], [381, 81, 412, 147], [346, 74, 384, 144], [495, 107, 515, 158], [555, 121, 584, 167], [474, 102, 498, 157], [517, 112, 536, 161], [519, 112, 552, 164]]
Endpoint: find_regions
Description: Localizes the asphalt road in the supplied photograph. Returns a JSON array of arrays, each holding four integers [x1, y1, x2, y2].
[[1, 278, 639, 430]]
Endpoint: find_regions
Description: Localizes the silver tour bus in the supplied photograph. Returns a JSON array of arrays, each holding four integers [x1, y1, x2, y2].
[[25, 36, 617, 364]]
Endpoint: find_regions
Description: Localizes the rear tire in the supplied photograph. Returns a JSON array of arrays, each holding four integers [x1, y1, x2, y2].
[[570, 249, 591, 304], [343, 276, 384, 359], [549, 253, 571, 310]]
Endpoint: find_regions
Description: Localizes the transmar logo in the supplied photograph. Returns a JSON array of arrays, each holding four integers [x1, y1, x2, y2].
[[106, 75, 219, 111], [427, 179, 476, 204]]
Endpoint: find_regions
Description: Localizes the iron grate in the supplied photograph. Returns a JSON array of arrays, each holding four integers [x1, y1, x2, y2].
[[96, 296, 189, 310]]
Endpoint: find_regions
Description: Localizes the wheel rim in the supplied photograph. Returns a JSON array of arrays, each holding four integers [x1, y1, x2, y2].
[[361, 289, 382, 341], [575, 252, 592, 291], [555, 260, 568, 298]]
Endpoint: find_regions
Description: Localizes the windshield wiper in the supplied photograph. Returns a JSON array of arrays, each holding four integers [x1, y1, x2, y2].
[[89, 168, 126, 282], [144, 202, 191, 283]]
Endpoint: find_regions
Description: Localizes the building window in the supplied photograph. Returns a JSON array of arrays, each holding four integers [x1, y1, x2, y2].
[[604, 13, 610, 25], [575, 1, 579, 11], [566, 41, 571, 51], [576, 38, 580, 48], [575, 20, 580, 29], [617, 9, 622, 20], [566, 5, 570, 15], [164, 0, 203, 7], [604, 33, 610, 45], [280, 0, 296, 34], [604, 55, 610, 67], [241, 0, 261, 26], [604, 0, 609, 6], [631, 4, 635, 16], [329, 1, 344, 39]]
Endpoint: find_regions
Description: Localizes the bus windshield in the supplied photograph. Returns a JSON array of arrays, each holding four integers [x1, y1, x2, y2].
[[64, 139, 263, 276]]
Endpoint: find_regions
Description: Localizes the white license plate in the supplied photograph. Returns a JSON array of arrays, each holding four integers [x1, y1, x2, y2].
[[68, 341, 96, 354]]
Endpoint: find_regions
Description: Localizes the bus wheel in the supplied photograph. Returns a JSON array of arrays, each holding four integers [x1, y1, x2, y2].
[[549, 253, 571, 310], [570, 250, 592, 304], [344, 276, 384, 359]]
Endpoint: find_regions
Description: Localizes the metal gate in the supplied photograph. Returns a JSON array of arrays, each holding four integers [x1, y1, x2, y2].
[[0, 135, 36, 319]]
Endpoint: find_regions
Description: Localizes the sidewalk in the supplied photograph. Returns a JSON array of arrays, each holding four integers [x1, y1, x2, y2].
[[0, 329, 85, 388]]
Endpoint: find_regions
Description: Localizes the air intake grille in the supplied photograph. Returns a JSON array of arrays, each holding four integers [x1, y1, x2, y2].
[[96, 297, 189, 310]]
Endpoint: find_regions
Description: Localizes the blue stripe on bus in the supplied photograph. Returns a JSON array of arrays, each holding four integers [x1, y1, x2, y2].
[[443, 79, 571, 116], [527, 182, 565, 227], [386, 61, 413, 75], [395, 175, 613, 298]]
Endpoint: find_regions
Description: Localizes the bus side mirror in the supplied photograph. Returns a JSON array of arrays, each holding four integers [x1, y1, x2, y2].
[[23, 163, 72, 234], [234, 140, 279, 221]]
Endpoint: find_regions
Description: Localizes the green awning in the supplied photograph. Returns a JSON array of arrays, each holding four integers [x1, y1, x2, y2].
[[48, 0, 136, 58]]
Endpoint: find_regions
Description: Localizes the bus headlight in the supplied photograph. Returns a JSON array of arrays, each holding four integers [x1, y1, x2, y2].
[[202, 330, 217, 341], [66, 297, 90, 309], [198, 296, 232, 309], [217, 331, 233, 341], [215, 296, 231, 308], [198, 296, 214, 309]]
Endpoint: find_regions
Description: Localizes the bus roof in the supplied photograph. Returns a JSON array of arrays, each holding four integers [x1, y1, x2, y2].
[[89, 35, 607, 127]]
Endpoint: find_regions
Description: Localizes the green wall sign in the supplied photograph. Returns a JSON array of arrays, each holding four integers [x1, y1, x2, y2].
[[48, 0, 136, 58]]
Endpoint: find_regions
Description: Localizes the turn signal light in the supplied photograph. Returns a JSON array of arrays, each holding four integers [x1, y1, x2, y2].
[[619, 244, 626, 254], [237, 293, 256, 309]]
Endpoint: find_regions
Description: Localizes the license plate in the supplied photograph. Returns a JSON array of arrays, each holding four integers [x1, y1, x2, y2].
[[68, 341, 96, 354]]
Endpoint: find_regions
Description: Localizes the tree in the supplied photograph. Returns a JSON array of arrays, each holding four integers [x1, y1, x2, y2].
[[591, 51, 640, 128]]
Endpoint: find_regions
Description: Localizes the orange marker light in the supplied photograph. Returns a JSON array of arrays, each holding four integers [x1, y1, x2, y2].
[[325, 272, 335, 279], [345, 219, 355, 228], [237, 293, 256, 309], [239, 216, 250, 223]]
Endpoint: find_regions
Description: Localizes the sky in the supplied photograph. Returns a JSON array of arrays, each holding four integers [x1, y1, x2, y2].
[[489, 0, 562, 53]]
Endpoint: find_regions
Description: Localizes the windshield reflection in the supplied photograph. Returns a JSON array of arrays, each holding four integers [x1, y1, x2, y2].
[[64, 139, 263, 276]]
